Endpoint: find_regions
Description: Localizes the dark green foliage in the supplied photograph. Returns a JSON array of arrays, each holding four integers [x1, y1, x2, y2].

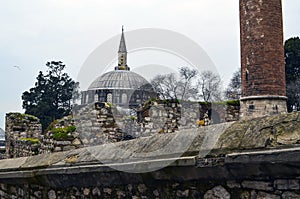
[[22, 61, 79, 131], [285, 37, 300, 112], [285, 37, 300, 83]]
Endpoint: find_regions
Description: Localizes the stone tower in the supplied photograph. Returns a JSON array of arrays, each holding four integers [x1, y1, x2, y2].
[[239, 0, 287, 119]]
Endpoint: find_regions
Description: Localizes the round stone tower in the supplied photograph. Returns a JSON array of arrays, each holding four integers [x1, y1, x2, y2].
[[239, 0, 287, 119]]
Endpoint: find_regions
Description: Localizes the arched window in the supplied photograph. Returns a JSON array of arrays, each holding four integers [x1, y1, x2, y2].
[[94, 94, 98, 102], [107, 93, 112, 103], [122, 93, 127, 104]]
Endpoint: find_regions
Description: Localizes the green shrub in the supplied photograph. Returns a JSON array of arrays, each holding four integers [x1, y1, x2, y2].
[[52, 131, 68, 139], [52, 125, 76, 140]]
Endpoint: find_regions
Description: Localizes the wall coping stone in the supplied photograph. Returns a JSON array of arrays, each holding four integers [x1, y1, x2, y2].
[[0, 112, 299, 186]]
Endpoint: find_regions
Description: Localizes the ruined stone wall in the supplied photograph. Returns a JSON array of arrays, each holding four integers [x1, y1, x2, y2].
[[5, 113, 42, 158], [71, 101, 240, 147], [4, 101, 240, 156], [40, 116, 83, 154], [225, 104, 240, 122]]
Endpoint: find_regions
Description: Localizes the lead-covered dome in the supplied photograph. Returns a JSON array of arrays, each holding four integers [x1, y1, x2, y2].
[[88, 70, 150, 90], [81, 27, 157, 106]]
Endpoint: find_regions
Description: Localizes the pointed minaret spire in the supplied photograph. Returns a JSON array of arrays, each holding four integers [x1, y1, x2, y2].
[[116, 26, 130, 70], [118, 25, 127, 53]]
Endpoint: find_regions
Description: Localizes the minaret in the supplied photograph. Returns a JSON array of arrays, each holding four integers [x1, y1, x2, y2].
[[239, 0, 287, 119], [115, 26, 130, 71]]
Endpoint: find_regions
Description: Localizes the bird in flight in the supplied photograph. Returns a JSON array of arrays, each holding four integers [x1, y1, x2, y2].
[[13, 65, 21, 70]]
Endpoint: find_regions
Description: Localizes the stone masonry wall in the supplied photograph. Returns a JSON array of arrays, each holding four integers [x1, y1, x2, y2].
[[5, 113, 42, 158], [0, 112, 299, 198], [240, 98, 287, 120], [5, 101, 240, 157], [40, 116, 83, 154], [0, 146, 299, 199], [71, 101, 240, 147], [0, 178, 299, 199]]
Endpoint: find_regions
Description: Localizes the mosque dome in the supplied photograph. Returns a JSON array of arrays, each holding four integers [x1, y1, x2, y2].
[[88, 70, 150, 91], [81, 26, 157, 107]]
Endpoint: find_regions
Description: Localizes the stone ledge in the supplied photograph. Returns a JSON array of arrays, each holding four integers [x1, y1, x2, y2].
[[240, 95, 288, 101], [0, 147, 299, 185], [0, 112, 298, 184]]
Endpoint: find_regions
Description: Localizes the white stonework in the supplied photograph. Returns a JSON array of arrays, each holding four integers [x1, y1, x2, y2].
[[240, 96, 287, 120]]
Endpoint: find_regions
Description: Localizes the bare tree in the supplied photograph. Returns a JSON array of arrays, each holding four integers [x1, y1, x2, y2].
[[151, 68, 223, 102], [150, 67, 198, 101], [197, 70, 223, 102], [225, 70, 241, 100], [151, 73, 179, 100], [178, 67, 198, 100]]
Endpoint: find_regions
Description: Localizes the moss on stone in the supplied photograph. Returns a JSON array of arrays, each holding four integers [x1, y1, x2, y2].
[[7, 112, 39, 122], [226, 100, 240, 106], [213, 112, 300, 156], [19, 138, 40, 144]]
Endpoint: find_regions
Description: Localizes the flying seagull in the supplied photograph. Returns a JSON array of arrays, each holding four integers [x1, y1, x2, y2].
[[13, 65, 21, 70]]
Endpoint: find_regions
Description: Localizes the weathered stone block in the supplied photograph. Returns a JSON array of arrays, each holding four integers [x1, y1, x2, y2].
[[257, 191, 280, 199], [203, 186, 230, 199], [274, 179, 300, 190], [48, 190, 56, 199], [242, 181, 273, 191], [63, 146, 76, 151], [282, 192, 300, 199], [227, 181, 241, 189], [92, 187, 101, 196]]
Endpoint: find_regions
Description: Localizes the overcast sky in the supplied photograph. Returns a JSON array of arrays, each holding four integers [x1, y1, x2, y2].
[[0, 0, 299, 130]]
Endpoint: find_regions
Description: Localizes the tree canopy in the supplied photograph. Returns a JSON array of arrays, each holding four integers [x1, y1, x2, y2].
[[225, 70, 241, 100], [151, 67, 223, 102], [22, 61, 79, 131], [285, 37, 300, 112], [150, 67, 198, 101]]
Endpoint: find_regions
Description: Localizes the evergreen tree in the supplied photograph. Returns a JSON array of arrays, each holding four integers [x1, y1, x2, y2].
[[284, 37, 300, 112], [22, 61, 79, 131]]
